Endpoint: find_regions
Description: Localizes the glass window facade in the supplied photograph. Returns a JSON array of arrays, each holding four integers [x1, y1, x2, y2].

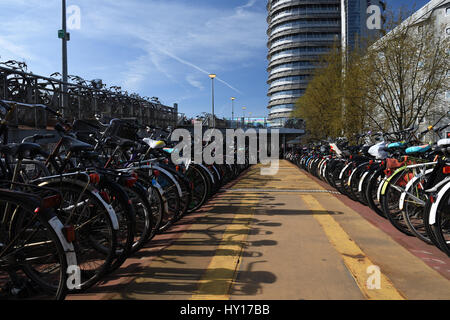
[[269, 61, 315, 75], [271, 32, 340, 48], [270, 90, 305, 100], [272, 4, 340, 22], [270, 47, 329, 61], [271, 19, 340, 35], [269, 104, 296, 113], [267, 1, 341, 126], [270, 75, 310, 87]]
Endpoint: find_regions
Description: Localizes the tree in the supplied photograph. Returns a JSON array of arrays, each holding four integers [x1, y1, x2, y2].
[[293, 6, 449, 140], [292, 45, 344, 141], [342, 43, 382, 137], [363, 10, 450, 131]]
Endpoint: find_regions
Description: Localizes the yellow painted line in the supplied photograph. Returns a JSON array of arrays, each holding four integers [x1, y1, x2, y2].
[[190, 196, 257, 300], [302, 195, 406, 300]]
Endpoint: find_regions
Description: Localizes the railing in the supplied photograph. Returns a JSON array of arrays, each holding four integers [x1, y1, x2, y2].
[[0, 62, 177, 129], [177, 114, 274, 129]]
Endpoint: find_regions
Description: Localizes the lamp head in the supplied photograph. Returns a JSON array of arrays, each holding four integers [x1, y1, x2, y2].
[[209, 74, 216, 79]]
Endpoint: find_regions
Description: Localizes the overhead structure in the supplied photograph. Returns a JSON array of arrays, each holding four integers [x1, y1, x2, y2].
[[0, 61, 177, 129]]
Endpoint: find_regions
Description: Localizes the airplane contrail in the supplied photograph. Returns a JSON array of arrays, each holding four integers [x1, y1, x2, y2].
[[158, 48, 243, 95]]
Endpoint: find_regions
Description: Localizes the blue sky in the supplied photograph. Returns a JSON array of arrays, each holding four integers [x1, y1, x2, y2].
[[0, 0, 429, 119]]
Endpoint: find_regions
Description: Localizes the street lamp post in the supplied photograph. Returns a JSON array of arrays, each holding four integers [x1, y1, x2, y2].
[[209, 74, 216, 128], [61, 0, 68, 117], [231, 97, 235, 128], [242, 107, 246, 128]]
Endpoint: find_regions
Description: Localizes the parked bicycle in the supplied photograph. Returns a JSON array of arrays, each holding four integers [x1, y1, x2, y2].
[[0, 100, 251, 299]]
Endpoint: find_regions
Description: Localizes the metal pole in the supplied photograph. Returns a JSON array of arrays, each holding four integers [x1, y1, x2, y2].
[[62, 0, 68, 117], [211, 77, 215, 128], [231, 97, 235, 129], [232, 99, 234, 128]]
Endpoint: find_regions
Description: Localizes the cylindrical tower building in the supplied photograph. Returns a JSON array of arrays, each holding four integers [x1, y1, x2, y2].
[[267, 0, 341, 127]]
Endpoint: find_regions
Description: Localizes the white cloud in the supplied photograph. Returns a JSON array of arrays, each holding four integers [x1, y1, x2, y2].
[[76, 0, 266, 92], [0, 0, 268, 115], [0, 36, 35, 61], [186, 74, 204, 90], [236, 0, 258, 14]]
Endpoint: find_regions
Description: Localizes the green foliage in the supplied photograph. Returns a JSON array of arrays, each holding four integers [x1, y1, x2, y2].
[[292, 6, 449, 141]]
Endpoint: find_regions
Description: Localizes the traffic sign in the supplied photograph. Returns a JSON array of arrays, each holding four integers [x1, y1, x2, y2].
[[58, 30, 70, 41]]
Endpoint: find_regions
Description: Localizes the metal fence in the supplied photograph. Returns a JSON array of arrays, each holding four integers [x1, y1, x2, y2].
[[0, 61, 177, 129]]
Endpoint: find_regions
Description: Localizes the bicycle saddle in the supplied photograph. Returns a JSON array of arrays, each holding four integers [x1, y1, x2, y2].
[[437, 138, 450, 147], [0, 143, 42, 160], [61, 136, 94, 153], [142, 138, 165, 149], [387, 141, 407, 149], [368, 142, 389, 160], [405, 144, 431, 155]]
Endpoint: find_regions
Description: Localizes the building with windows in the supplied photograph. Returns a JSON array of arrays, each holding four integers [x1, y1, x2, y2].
[[267, 0, 341, 127], [266, 0, 385, 128], [342, 0, 385, 51], [370, 0, 450, 131]]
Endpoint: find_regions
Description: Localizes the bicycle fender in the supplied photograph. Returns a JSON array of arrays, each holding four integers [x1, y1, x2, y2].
[[38, 178, 119, 231], [48, 216, 78, 268], [377, 177, 388, 202], [150, 181, 169, 214], [381, 166, 406, 195], [399, 169, 433, 210], [197, 163, 215, 184], [348, 162, 369, 187], [358, 171, 370, 193], [339, 163, 351, 180], [152, 165, 182, 197], [429, 180, 450, 225]]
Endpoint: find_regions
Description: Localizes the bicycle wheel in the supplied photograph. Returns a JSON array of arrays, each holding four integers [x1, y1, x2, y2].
[[402, 172, 433, 244], [135, 173, 163, 237], [186, 164, 209, 213], [349, 164, 368, 204], [431, 187, 450, 256], [155, 171, 180, 232], [381, 171, 415, 236], [148, 185, 163, 236], [331, 161, 346, 193], [342, 166, 358, 201], [160, 165, 191, 221], [173, 174, 191, 221], [7, 205, 68, 300], [124, 183, 153, 254], [365, 167, 386, 218], [99, 180, 135, 273], [39, 181, 117, 291]]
